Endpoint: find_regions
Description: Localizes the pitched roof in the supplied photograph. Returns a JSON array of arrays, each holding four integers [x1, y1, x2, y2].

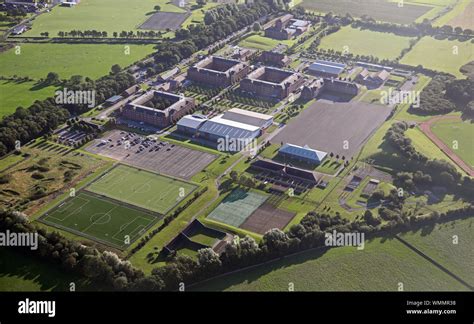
[[279, 143, 327, 162], [177, 115, 208, 129]]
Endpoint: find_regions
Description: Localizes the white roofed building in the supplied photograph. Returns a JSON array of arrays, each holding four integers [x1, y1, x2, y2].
[[222, 108, 273, 129]]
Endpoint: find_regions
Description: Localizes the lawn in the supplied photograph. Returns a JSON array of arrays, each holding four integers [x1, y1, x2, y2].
[[23, 0, 185, 37], [431, 118, 474, 167], [193, 237, 467, 291], [400, 217, 474, 286], [400, 37, 474, 78], [238, 34, 295, 51], [0, 79, 57, 118], [40, 191, 158, 249], [0, 152, 25, 172], [182, 2, 220, 28], [86, 164, 197, 215], [319, 26, 415, 60], [0, 43, 155, 79]]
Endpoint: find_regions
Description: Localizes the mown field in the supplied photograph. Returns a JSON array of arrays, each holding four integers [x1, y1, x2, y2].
[[400, 217, 474, 287], [318, 26, 414, 60], [301, 0, 434, 24], [431, 118, 474, 167], [400, 37, 474, 78], [193, 236, 468, 291], [433, 0, 473, 28], [23, 0, 185, 37], [0, 79, 58, 118], [0, 43, 155, 80], [238, 34, 295, 51]]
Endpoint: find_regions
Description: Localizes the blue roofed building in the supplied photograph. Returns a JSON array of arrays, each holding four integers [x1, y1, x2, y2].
[[307, 60, 346, 78], [278, 143, 327, 165]]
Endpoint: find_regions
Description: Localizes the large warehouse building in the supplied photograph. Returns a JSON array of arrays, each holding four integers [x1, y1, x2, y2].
[[307, 60, 346, 78], [121, 90, 195, 128], [222, 108, 273, 129], [240, 67, 304, 100], [177, 109, 273, 151], [187, 56, 250, 87]]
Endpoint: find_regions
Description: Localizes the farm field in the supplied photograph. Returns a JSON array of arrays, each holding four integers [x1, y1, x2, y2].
[[434, 0, 473, 28], [23, 0, 185, 37], [238, 34, 295, 51], [400, 37, 474, 78], [301, 0, 434, 24], [431, 118, 474, 167], [193, 237, 468, 291], [40, 191, 158, 249], [318, 26, 415, 60], [0, 43, 155, 79], [0, 79, 57, 118], [87, 164, 197, 215]]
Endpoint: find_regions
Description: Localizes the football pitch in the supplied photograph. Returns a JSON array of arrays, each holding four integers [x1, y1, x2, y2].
[[86, 165, 197, 215], [40, 192, 157, 249]]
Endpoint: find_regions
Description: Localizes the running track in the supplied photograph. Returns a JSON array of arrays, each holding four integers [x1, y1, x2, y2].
[[419, 115, 474, 177]]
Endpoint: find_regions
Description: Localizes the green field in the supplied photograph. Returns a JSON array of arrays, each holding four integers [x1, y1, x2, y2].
[[87, 164, 197, 215], [40, 192, 157, 249], [400, 217, 474, 287], [0, 248, 92, 292], [319, 26, 415, 60], [238, 34, 295, 51], [431, 118, 474, 167], [207, 188, 268, 227], [400, 37, 474, 78], [193, 237, 468, 291], [0, 79, 57, 118], [0, 43, 155, 79], [23, 0, 185, 37]]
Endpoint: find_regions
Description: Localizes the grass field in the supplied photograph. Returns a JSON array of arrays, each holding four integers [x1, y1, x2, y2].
[[400, 37, 474, 78], [0, 248, 93, 292], [193, 237, 467, 291], [23, 0, 185, 37], [238, 34, 295, 51], [86, 164, 197, 215], [0, 43, 155, 79], [301, 0, 434, 24], [40, 191, 157, 249], [400, 217, 474, 287], [207, 188, 268, 227], [433, 0, 473, 27], [431, 118, 474, 167], [0, 79, 57, 118], [319, 26, 415, 60]]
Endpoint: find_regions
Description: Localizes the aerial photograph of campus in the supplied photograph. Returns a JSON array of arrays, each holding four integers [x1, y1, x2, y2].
[[0, 0, 472, 320]]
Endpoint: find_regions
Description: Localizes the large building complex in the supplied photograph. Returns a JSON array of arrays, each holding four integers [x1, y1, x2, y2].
[[356, 69, 391, 88], [264, 14, 311, 40], [259, 50, 292, 68], [301, 77, 359, 100], [240, 67, 304, 100], [121, 90, 195, 128], [187, 56, 249, 87]]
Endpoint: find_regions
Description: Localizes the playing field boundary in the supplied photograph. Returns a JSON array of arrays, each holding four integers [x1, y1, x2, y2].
[[37, 190, 163, 250], [85, 163, 199, 215]]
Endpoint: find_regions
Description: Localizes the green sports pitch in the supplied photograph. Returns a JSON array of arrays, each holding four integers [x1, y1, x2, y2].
[[86, 165, 197, 215], [40, 192, 157, 249]]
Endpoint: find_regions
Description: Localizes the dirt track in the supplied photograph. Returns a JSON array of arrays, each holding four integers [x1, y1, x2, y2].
[[419, 115, 474, 177]]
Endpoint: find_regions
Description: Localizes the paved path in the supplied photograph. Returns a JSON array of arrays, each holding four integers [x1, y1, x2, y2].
[[419, 115, 473, 177]]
